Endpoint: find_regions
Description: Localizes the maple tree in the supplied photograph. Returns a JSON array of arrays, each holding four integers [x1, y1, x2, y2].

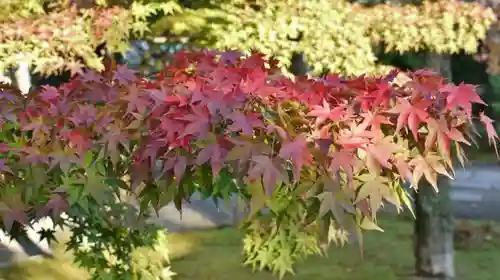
[[0, 50, 498, 278], [153, 0, 496, 76], [0, 0, 181, 77], [1, 0, 496, 79]]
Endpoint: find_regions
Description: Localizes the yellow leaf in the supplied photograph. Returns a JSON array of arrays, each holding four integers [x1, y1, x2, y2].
[[359, 217, 384, 232]]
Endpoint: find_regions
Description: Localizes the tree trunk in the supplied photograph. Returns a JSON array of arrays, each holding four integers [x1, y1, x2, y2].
[[414, 178, 454, 279], [413, 52, 454, 280], [14, 59, 31, 95], [3, 54, 32, 95], [289, 52, 309, 76], [425, 53, 452, 82]]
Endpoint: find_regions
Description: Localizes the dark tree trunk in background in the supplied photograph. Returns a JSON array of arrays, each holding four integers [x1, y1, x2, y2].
[[289, 52, 310, 76], [286, 29, 309, 77], [426, 53, 452, 80], [414, 178, 454, 279], [414, 53, 454, 280]]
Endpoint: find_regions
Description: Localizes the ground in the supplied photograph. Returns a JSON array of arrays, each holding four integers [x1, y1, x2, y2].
[[0, 214, 499, 280]]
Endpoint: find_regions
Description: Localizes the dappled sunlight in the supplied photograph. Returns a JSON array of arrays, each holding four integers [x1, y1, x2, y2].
[[166, 232, 200, 260]]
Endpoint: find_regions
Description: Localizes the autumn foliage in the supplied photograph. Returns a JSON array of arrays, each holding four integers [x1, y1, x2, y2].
[[0, 50, 498, 275], [0, 1, 180, 76]]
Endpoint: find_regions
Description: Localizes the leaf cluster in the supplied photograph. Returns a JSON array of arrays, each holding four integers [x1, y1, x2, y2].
[[0, 51, 498, 276], [153, 0, 496, 75], [478, 1, 500, 74], [0, 0, 181, 76], [1, 0, 495, 78], [0, 0, 47, 23], [66, 201, 175, 280]]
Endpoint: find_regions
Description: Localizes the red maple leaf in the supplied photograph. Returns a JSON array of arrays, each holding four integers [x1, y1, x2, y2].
[[177, 104, 211, 139], [80, 69, 104, 83], [240, 68, 277, 97], [366, 137, 402, 169], [130, 159, 150, 192], [248, 155, 288, 196], [195, 143, 225, 176], [219, 50, 244, 64], [39, 85, 59, 102], [158, 117, 187, 144], [278, 134, 313, 182], [442, 83, 486, 116], [64, 130, 92, 156], [226, 111, 264, 135], [114, 65, 137, 85], [479, 112, 499, 156], [1, 207, 29, 231], [329, 149, 359, 181], [359, 111, 392, 137], [68, 104, 98, 127], [307, 99, 347, 126], [425, 117, 471, 159], [139, 139, 167, 163], [241, 51, 267, 69], [359, 82, 392, 109], [100, 125, 130, 163], [336, 120, 374, 149], [386, 98, 432, 139], [36, 194, 68, 222], [122, 83, 151, 114]]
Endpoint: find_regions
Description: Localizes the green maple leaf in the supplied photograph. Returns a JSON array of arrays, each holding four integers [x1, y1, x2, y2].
[[355, 174, 396, 217], [248, 180, 266, 218], [316, 191, 342, 219], [255, 246, 276, 271], [273, 246, 295, 279], [211, 169, 235, 201], [61, 174, 84, 205], [84, 164, 113, 205]]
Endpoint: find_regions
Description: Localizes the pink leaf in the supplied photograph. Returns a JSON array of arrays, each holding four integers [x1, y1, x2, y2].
[[480, 112, 499, 157], [442, 83, 485, 116], [114, 65, 137, 85], [278, 134, 312, 182], [2, 208, 28, 232], [227, 112, 264, 135], [39, 86, 59, 101]]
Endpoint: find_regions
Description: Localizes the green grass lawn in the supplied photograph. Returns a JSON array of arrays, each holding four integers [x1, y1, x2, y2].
[[1, 215, 500, 280]]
